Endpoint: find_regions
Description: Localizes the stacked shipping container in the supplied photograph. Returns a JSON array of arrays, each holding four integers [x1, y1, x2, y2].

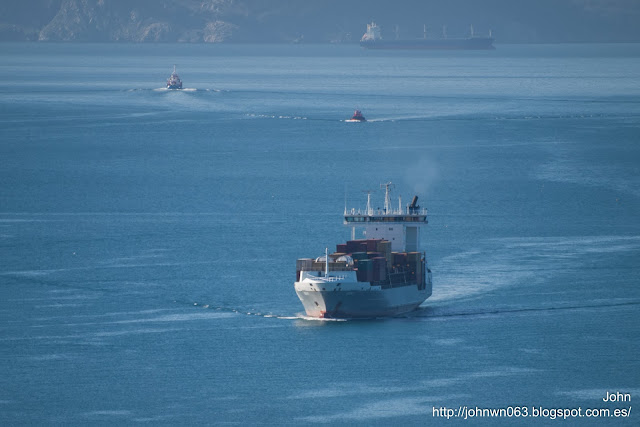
[[297, 238, 425, 287]]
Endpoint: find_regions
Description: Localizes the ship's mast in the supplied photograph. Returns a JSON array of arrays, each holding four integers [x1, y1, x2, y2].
[[325, 247, 329, 277], [364, 190, 373, 215], [344, 184, 348, 215], [381, 182, 395, 213]]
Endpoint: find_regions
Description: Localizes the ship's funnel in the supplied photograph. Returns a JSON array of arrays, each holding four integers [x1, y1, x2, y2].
[[409, 195, 420, 213]]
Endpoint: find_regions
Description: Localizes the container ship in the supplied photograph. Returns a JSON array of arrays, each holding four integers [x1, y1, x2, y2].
[[294, 182, 433, 318], [360, 22, 494, 50]]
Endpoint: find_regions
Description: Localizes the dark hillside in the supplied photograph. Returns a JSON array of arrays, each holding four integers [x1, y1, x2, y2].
[[1, 0, 639, 43]]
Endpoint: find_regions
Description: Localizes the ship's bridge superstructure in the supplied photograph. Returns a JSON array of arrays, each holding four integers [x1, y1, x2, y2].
[[344, 182, 427, 252], [361, 22, 382, 41]]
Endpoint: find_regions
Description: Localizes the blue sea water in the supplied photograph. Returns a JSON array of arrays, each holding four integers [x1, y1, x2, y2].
[[0, 42, 639, 425]]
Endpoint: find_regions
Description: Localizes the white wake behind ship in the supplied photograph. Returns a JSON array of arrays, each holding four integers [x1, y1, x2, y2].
[[294, 182, 432, 318]]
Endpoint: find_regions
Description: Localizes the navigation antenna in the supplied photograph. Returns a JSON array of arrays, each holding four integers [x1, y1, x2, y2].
[[325, 247, 329, 277], [380, 182, 395, 213], [362, 189, 374, 215], [344, 184, 348, 215]]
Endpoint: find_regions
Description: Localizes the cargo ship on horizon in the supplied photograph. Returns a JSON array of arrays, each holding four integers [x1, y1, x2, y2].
[[294, 182, 432, 318], [360, 21, 494, 50]]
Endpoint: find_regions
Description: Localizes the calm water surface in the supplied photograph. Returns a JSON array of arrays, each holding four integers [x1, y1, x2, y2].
[[0, 43, 639, 425]]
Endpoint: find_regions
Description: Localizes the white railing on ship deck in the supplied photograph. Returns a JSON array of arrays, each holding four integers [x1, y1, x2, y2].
[[345, 207, 428, 216]]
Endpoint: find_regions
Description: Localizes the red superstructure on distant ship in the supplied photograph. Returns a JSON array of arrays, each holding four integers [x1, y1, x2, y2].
[[346, 109, 366, 122]]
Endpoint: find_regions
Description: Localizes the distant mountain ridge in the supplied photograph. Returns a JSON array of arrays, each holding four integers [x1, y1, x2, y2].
[[1, 0, 242, 42], [1, 0, 639, 43]]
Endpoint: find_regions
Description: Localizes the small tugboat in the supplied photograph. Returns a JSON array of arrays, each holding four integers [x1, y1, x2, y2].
[[345, 109, 366, 122], [166, 65, 183, 89]]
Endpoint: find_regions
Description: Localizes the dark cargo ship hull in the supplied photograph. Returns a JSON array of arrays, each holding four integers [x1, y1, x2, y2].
[[360, 37, 494, 50]]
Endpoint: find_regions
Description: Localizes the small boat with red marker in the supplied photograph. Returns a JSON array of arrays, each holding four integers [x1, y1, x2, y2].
[[345, 109, 366, 122]]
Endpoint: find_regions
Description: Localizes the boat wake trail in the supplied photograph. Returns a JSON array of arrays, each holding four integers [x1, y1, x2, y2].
[[152, 87, 199, 92], [432, 235, 640, 303], [188, 302, 273, 317], [185, 302, 351, 322], [367, 116, 425, 122], [185, 299, 640, 323], [284, 315, 348, 322], [408, 299, 640, 320], [245, 113, 308, 120]]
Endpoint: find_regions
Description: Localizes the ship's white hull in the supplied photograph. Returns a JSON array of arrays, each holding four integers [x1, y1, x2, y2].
[[294, 278, 431, 318]]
